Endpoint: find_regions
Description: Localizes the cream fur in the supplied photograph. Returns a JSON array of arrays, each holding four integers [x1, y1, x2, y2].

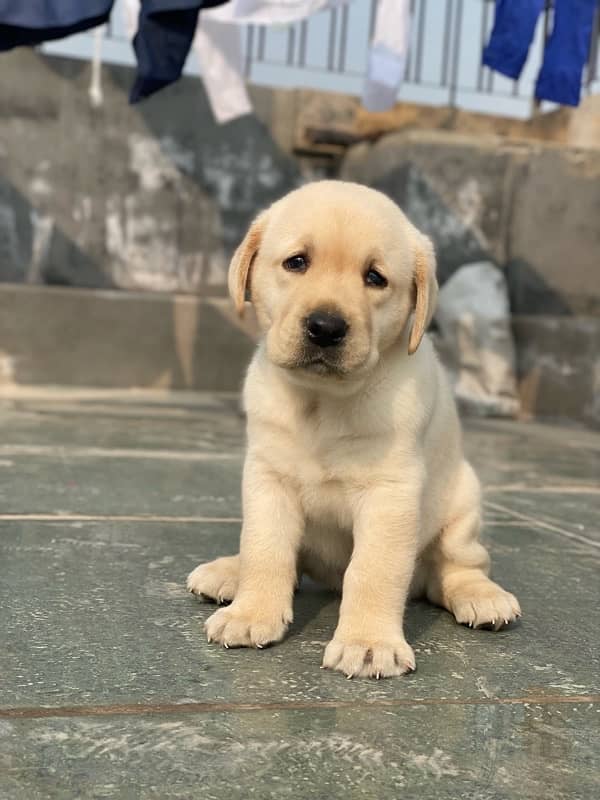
[[187, 181, 520, 679]]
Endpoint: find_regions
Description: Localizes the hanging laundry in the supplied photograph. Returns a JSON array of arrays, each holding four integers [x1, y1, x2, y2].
[[536, 0, 598, 106], [0, 0, 232, 104], [197, 0, 350, 122], [193, 18, 253, 123], [483, 0, 598, 107], [0, 1, 112, 49], [129, 1, 234, 102], [205, 0, 348, 25], [482, 0, 542, 81], [124, 0, 251, 120], [362, 0, 412, 112], [89, 25, 106, 108], [124, 0, 350, 123]]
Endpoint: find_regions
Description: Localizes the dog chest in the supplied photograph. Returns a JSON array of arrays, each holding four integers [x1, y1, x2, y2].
[[258, 417, 359, 528]]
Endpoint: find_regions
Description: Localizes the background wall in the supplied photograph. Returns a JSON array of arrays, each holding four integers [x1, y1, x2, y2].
[[1, 50, 598, 314], [0, 50, 305, 294], [340, 131, 600, 316], [0, 49, 598, 426]]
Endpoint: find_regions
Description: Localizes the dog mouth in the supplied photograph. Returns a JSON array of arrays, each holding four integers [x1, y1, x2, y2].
[[270, 335, 371, 378], [289, 353, 345, 376], [302, 357, 341, 375]]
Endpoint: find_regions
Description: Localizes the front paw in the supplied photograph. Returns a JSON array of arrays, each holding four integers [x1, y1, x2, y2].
[[205, 601, 292, 649], [187, 556, 239, 604], [449, 579, 521, 631], [322, 634, 416, 679]]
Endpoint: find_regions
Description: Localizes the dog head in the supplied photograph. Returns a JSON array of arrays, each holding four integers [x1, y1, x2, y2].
[[228, 181, 437, 385]]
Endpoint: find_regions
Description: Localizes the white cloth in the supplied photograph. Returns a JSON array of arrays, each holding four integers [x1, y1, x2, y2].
[[123, 0, 349, 124], [193, 20, 253, 124], [362, 0, 411, 112], [201, 0, 349, 122], [123, 0, 138, 40], [206, 0, 348, 25], [88, 25, 106, 108]]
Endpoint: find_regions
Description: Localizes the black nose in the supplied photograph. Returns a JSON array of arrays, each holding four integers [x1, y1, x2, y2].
[[305, 311, 348, 348]]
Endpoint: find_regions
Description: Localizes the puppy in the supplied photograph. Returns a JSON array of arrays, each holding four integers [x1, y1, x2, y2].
[[187, 180, 520, 679]]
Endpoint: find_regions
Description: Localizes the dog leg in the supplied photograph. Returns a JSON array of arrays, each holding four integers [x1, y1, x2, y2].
[[322, 483, 420, 679], [187, 555, 240, 603], [425, 462, 521, 631], [204, 456, 303, 648]]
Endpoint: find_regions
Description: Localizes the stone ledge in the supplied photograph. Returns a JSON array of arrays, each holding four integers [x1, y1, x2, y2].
[[0, 284, 256, 392], [1, 286, 597, 428], [512, 315, 600, 429]]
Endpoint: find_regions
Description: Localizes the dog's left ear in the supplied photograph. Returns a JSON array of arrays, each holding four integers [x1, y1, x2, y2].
[[228, 211, 268, 317], [408, 235, 439, 355]]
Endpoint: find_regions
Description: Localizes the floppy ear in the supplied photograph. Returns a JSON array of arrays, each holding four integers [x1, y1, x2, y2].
[[408, 235, 439, 355], [228, 212, 268, 317]]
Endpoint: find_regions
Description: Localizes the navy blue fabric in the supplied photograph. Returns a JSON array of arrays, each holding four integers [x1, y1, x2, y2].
[[130, 1, 232, 102], [0, 0, 231, 102], [483, 0, 598, 106], [0, 1, 113, 50]]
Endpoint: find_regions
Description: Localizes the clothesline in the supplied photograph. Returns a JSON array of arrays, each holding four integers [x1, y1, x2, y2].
[[0, 0, 597, 124]]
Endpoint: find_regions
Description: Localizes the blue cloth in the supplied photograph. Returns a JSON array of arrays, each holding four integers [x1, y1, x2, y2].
[[0, 0, 231, 103], [483, 0, 598, 107], [483, 0, 545, 80], [130, 0, 230, 103], [535, 0, 598, 106], [0, 1, 113, 49]]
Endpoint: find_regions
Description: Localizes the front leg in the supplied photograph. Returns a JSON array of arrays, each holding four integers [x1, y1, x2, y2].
[[322, 483, 420, 678], [205, 455, 303, 649]]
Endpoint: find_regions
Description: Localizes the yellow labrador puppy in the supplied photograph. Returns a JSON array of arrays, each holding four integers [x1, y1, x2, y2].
[[187, 180, 520, 679]]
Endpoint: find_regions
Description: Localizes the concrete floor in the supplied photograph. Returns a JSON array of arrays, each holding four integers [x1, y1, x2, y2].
[[0, 390, 598, 799]]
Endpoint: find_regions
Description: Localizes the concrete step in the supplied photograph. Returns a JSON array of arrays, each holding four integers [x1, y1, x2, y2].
[[0, 284, 257, 393], [513, 315, 600, 429], [0, 285, 597, 427]]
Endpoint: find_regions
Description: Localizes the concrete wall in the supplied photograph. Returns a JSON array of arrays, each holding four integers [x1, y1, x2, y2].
[[1, 50, 599, 425], [0, 49, 316, 294], [512, 315, 600, 428], [1, 50, 598, 315], [0, 285, 257, 392], [340, 131, 600, 316], [339, 132, 600, 426]]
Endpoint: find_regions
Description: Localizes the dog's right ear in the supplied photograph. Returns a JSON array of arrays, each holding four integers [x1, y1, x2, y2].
[[407, 234, 438, 355], [228, 211, 268, 317]]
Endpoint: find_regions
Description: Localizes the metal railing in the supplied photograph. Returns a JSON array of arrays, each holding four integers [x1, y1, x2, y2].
[[41, 0, 600, 119]]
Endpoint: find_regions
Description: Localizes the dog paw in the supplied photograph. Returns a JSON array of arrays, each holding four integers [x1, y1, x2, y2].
[[322, 635, 416, 679], [450, 580, 521, 631], [205, 602, 292, 648], [187, 556, 239, 604]]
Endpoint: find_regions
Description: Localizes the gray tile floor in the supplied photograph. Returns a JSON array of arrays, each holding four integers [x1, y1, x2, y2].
[[1, 390, 598, 799]]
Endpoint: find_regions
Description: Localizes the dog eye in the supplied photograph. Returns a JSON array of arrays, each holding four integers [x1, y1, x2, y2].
[[365, 267, 388, 288], [283, 254, 308, 272]]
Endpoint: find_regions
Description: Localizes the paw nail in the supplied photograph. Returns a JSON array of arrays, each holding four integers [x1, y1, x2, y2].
[[223, 642, 229, 649], [346, 673, 354, 680], [504, 619, 509, 625], [376, 672, 381, 680], [256, 644, 264, 649]]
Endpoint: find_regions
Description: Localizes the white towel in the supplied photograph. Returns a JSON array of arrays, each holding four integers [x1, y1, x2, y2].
[[362, 0, 412, 112]]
